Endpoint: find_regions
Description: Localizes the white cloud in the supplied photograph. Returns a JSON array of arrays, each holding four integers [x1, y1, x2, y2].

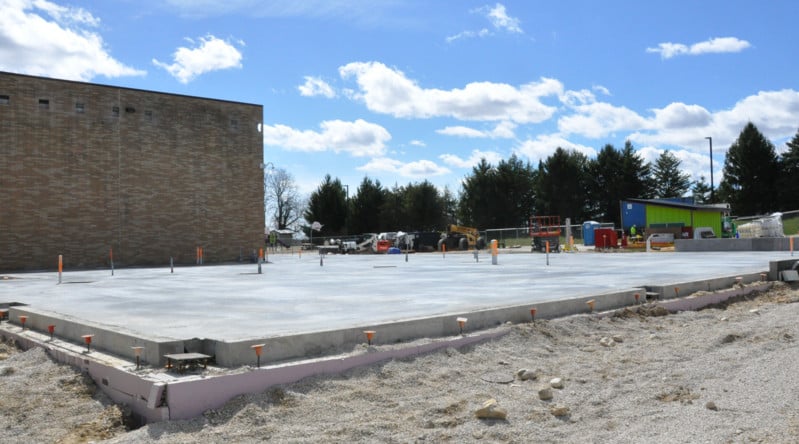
[[409, 140, 426, 147], [558, 102, 649, 138], [560, 89, 597, 107], [483, 3, 523, 34], [298, 76, 336, 98], [0, 0, 145, 81], [439, 149, 504, 168], [447, 3, 522, 43], [445, 28, 491, 43], [401, 159, 452, 177], [339, 61, 561, 123], [153, 35, 243, 83], [357, 157, 451, 178], [630, 89, 799, 152], [593, 85, 611, 96], [436, 121, 517, 138], [263, 119, 391, 157], [514, 134, 597, 164], [646, 37, 751, 59], [637, 146, 714, 183], [652, 103, 713, 129]]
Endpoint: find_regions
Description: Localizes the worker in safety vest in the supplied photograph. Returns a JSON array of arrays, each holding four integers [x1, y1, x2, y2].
[[269, 231, 277, 251]]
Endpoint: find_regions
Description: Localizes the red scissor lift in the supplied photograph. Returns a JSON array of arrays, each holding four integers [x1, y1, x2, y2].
[[529, 216, 561, 252]]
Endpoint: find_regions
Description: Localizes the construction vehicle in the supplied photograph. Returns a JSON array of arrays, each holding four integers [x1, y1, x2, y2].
[[529, 216, 561, 252], [438, 225, 486, 251]]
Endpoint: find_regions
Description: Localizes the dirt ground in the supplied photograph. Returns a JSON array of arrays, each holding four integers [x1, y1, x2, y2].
[[2, 282, 798, 443]]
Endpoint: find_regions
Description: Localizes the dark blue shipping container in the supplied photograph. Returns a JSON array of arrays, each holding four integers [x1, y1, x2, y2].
[[621, 201, 646, 232]]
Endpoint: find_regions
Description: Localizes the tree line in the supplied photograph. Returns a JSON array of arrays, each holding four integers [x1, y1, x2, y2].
[[265, 122, 799, 237]]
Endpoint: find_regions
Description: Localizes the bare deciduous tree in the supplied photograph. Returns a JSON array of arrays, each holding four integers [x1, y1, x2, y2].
[[265, 167, 304, 230]]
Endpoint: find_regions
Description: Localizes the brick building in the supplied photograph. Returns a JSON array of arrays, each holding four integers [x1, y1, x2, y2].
[[0, 72, 264, 270]]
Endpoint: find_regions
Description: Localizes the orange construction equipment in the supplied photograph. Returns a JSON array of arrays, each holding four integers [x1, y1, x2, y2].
[[529, 216, 561, 252]]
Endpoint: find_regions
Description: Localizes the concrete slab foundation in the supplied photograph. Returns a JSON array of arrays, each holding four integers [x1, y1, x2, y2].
[[0, 250, 795, 422]]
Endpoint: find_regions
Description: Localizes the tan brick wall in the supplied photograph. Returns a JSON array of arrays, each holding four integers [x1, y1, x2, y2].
[[0, 72, 264, 270]]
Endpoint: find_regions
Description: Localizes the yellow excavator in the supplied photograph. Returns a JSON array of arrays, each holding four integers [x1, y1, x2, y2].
[[438, 225, 486, 251]]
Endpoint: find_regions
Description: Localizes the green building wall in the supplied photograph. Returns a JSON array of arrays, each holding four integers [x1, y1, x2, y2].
[[645, 206, 722, 237]]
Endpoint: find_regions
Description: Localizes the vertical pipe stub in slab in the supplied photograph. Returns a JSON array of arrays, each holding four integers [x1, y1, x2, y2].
[[735, 276, 743, 286], [19, 315, 27, 330], [251, 343, 265, 368], [456, 317, 468, 335], [364, 330, 376, 346], [132, 346, 144, 370], [491, 239, 498, 265], [82, 334, 94, 353]]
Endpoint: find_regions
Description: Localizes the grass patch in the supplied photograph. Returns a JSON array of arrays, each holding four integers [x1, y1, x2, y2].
[[783, 213, 799, 236]]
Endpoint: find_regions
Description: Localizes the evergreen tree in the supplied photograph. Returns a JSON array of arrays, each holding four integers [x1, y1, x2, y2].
[[535, 147, 590, 220], [458, 155, 536, 228], [304, 174, 348, 237], [692, 176, 712, 204], [493, 155, 537, 227], [652, 150, 691, 198], [458, 158, 498, 228], [441, 186, 459, 225], [347, 177, 384, 234], [586, 144, 622, 222], [404, 180, 446, 231], [717, 122, 780, 215], [779, 127, 799, 211], [586, 141, 652, 227], [620, 140, 655, 200], [379, 184, 407, 232]]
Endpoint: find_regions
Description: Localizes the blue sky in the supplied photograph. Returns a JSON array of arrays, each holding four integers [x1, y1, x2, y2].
[[2, 0, 798, 196]]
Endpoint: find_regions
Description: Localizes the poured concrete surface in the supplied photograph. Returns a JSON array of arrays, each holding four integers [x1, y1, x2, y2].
[[2, 250, 797, 422], [0, 250, 792, 342]]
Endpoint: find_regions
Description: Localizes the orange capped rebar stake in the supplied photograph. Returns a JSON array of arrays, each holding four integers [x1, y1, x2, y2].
[[456, 317, 467, 335], [82, 334, 94, 353], [48, 324, 55, 340], [58, 254, 63, 284], [19, 315, 27, 330], [132, 346, 144, 370], [530, 308, 537, 321], [364, 330, 376, 346], [634, 293, 640, 304], [251, 343, 265, 368], [586, 299, 595, 313]]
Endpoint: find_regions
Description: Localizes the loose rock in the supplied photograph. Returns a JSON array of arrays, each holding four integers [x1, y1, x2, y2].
[[516, 368, 538, 381], [538, 387, 553, 401], [550, 405, 569, 417], [705, 401, 718, 411], [475, 399, 507, 420], [599, 337, 616, 347], [550, 377, 564, 389]]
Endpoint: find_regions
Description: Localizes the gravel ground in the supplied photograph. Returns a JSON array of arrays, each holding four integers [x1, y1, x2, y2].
[[2, 282, 799, 443]]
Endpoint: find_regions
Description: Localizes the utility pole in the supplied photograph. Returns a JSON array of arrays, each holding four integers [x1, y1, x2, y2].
[[705, 137, 714, 203]]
